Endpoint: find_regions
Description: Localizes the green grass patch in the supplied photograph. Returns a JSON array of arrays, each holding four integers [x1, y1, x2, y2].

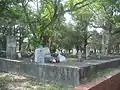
[[0, 73, 68, 90], [88, 67, 119, 82]]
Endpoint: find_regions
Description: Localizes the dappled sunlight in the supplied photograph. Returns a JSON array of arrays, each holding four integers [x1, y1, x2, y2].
[[0, 73, 65, 90]]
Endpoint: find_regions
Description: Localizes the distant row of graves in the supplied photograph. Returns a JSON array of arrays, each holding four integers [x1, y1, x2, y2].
[[1, 35, 67, 63], [1, 35, 119, 63]]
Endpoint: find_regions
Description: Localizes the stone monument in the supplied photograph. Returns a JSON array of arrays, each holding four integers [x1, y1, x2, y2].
[[73, 48, 77, 55], [6, 36, 16, 59], [34, 46, 45, 64], [77, 50, 82, 61], [86, 45, 89, 57]]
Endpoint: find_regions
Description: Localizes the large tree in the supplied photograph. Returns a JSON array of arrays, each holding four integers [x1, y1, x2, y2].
[[89, 0, 120, 54]]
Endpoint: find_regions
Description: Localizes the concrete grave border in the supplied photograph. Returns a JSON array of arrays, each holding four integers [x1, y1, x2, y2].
[[0, 58, 120, 86]]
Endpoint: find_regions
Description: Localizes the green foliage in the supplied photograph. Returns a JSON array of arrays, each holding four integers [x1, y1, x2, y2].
[[88, 30, 102, 50], [0, 34, 6, 50], [65, 0, 95, 12], [0, 0, 120, 53], [114, 15, 120, 23], [88, 67, 120, 82]]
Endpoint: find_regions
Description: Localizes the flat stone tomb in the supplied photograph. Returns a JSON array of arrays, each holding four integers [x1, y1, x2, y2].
[[0, 58, 120, 87]]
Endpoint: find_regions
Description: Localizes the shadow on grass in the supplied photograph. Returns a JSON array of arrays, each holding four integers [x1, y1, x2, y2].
[[0, 73, 10, 90], [0, 73, 68, 90]]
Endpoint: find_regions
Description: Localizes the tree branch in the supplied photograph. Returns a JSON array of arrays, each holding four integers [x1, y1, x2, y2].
[[64, 0, 94, 13], [73, 0, 87, 8], [21, 1, 37, 39], [74, 1, 93, 11], [89, 23, 107, 30], [87, 34, 92, 39], [0, 0, 8, 16]]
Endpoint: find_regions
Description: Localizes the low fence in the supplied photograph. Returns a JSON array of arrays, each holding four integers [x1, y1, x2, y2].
[[0, 58, 80, 86]]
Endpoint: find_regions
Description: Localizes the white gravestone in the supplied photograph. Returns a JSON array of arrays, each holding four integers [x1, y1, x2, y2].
[[35, 47, 45, 64], [18, 52, 22, 58], [77, 50, 82, 61], [73, 48, 77, 55], [86, 46, 89, 57], [43, 47, 51, 56]]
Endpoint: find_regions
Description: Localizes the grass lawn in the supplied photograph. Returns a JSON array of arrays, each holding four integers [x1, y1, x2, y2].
[[0, 66, 120, 90], [0, 73, 68, 90]]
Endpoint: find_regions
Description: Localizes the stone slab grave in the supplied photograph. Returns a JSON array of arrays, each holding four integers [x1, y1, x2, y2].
[[6, 36, 16, 59], [0, 58, 120, 87]]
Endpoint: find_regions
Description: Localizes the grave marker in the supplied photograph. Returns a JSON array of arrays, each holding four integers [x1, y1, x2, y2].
[[6, 36, 16, 59], [35, 47, 45, 64]]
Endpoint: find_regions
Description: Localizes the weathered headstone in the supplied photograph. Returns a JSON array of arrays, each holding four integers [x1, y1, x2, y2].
[[43, 47, 51, 56], [72, 48, 77, 55], [35, 47, 45, 64], [6, 36, 16, 59], [43, 47, 52, 63], [77, 50, 82, 61], [17, 52, 22, 58], [102, 31, 108, 55], [86, 45, 89, 57]]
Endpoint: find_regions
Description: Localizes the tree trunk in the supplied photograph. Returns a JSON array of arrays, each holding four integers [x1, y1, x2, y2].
[[19, 37, 22, 51], [75, 44, 79, 54], [107, 33, 112, 54], [19, 42, 22, 51], [115, 44, 119, 54], [83, 39, 87, 60], [107, 18, 114, 54], [22, 2, 37, 39], [83, 45, 86, 60]]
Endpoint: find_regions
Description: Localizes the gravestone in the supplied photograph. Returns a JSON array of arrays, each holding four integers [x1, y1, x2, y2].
[[86, 45, 89, 57], [77, 50, 82, 61], [35, 47, 45, 64], [43, 47, 52, 63], [6, 36, 16, 59], [72, 48, 77, 55], [17, 52, 22, 58], [43, 47, 51, 56]]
